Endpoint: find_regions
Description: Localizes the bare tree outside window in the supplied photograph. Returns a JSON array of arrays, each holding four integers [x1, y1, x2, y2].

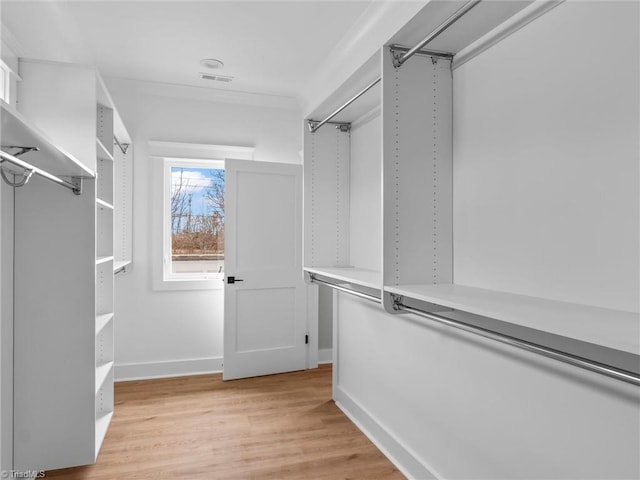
[[170, 167, 225, 274]]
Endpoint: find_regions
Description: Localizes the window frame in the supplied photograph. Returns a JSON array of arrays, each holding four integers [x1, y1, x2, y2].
[[162, 157, 226, 288]]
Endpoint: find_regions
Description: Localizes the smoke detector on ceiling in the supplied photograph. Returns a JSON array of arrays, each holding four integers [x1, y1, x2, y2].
[[199, 73, 234, 83], [200, 58, 224, 69]]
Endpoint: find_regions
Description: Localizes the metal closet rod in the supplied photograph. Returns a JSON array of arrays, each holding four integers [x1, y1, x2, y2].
[[0, 150, 82, 195], [394, 0, 482, 67], [308, 273, 640, 386], [308, 274, 381, 304], [308, 0, 481, 133], [395, 302, 640, 387], [308, 77, 381, 133]]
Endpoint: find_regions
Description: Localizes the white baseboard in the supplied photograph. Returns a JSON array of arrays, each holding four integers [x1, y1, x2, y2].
[[334, 385, 440, 480], [318, 348, 333, 364], [115, 357, 223, 382]]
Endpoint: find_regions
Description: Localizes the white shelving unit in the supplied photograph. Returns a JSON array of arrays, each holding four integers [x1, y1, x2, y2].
[[100, 75, 133, 275], [307, 2, 639, 478], [9, 59, 130, 471], [303, 64, 382, 295], [94, 93, 115, 460], [304, 0, 639, 384]]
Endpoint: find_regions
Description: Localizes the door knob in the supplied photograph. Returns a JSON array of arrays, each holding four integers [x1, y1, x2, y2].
[[227, 276, 244, 284]]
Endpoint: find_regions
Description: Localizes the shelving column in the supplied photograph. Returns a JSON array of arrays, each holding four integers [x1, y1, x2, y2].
[[381, 48, 453, 313], [95, 102, 115, 456], [303, 125, 350, 270]]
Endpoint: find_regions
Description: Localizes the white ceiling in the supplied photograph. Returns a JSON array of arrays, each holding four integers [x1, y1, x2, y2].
[[0, 1, 379, 101]]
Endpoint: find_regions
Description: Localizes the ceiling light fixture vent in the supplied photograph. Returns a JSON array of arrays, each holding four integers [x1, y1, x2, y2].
[[200, 72, 233, 82], [200, 58, 224, 69]]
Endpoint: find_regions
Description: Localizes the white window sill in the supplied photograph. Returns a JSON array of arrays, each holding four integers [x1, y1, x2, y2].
[[153, 276, 225, 292]]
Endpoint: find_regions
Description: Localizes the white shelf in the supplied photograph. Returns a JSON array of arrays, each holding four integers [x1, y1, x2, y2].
[[95, 361, 114, 394], [305, 266, 381, 291], [96, 138, 114, 162], [1, 100, 95, 177], [95, 411, 114, 457], [96, 256, 114, 265], [384, 284, 640, 355], [96, 313, 113, 337], [96, 198, 114, 210]]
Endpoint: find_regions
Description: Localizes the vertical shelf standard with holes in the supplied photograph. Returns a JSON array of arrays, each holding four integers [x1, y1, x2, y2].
[[10, 59, 128, 471]]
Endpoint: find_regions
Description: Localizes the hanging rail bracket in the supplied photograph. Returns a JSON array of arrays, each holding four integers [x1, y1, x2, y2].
[[114, 264, 128, 276], [389, 44, 453, 68], [71, 176, 83, 195], [2, 145, 41, 157], [390, 293, 404, 312], [114, 136, 130, 155], [307, 120, 351, 133]]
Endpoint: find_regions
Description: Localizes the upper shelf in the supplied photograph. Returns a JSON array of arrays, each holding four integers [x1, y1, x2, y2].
[[307, 1, 537, 124], [384, 283, 640, 356], [388, 0, 535, 55], [0, 100, 95, 178]]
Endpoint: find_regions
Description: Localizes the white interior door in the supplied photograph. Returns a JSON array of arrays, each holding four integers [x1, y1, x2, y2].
[[223, 159, 307, 380]]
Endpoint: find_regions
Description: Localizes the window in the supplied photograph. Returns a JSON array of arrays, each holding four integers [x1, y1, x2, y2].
[[150, 141, 254, 291], [163, 158, 225, 283]]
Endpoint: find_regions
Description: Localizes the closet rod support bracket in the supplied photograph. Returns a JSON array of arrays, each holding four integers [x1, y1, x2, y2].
[[390, 293, 404, 312], [2, 145, 40, 157], [390, 48, 404, 69], [71, 176, 83, 195], [114, 136, 130, 155]]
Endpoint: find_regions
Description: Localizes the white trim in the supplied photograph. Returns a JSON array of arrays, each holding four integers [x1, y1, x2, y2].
[[149, 141, 255, 161], [318, 348, 333, 364], [114, 357, 223, 382], [335, 386, 441, 480], [306, 284, 319, 368], [453, 0, 565, 70]]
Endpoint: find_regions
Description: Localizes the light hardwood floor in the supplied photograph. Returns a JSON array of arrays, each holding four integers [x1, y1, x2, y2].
[[47, 364, 404, 479]]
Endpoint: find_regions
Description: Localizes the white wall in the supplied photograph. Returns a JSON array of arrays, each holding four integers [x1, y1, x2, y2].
[[0, 35, 19, 472], [0, 174, 13, 473], [453, 0, 639, 313], [335, 292, 639, 480], [350, 110, 382, 272], [105, 78, 307, 379]]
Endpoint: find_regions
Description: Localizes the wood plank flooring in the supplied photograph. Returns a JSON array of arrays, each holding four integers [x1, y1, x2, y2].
[[46, 365, 405, 479]]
